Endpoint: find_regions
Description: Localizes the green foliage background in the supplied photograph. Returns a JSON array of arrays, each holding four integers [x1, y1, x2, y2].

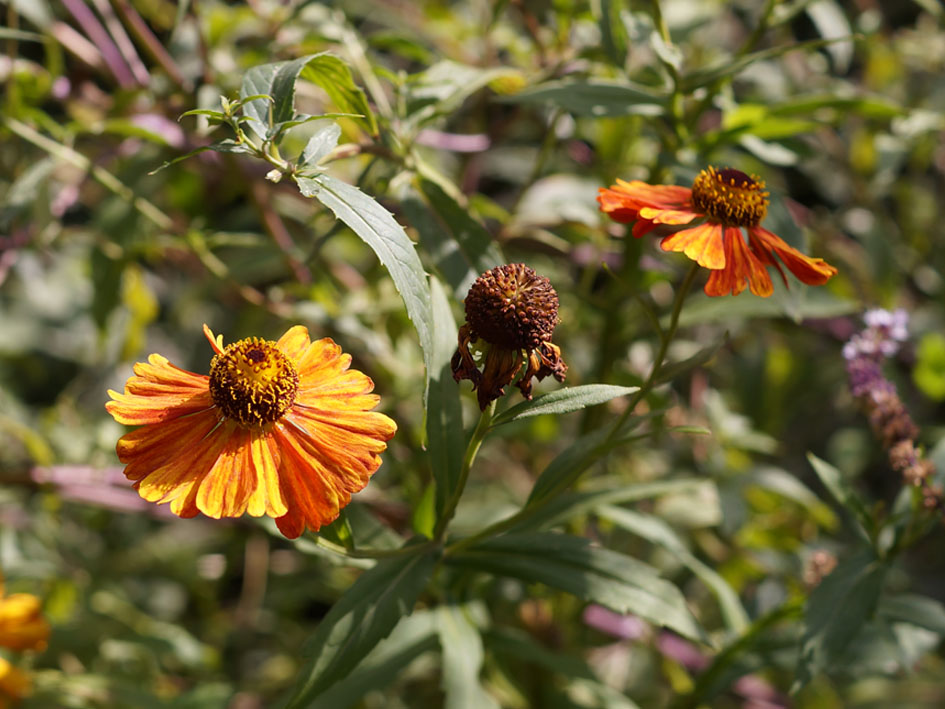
[[1, 0, 945, 707]]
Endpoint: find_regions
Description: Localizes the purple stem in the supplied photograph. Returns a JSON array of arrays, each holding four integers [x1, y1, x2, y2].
[[60, 0, 136, 87]]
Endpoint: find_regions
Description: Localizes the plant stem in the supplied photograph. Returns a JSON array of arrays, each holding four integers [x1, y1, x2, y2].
[[433, 400, 496, 541], [613, 260, 699, 433], [447, 263, 700, 556], [313, 536, 437, 560]]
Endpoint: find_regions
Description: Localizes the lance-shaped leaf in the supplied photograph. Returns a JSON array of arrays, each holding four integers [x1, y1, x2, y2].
[[491, 385, 639, 427], [308, 611, 440, 709], [284, 545, 438, 707], [499, 79, 666, 117], [793, 548, 887, 691], [426, 276, 464, 518], [295, 174, 434, 380], [240, 53, 377, 137], [449, 532, 705, 642], [300, 122, 342, 170], [437, 604, 499, 709]]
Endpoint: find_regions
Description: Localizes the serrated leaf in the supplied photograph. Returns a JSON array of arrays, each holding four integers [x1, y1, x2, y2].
[[300, 54, 378, 135], [426, 276, 464, 518], [807, 452, 873, 540], [500, 79, 665, 117], [295, 174, 434, 380], [451, 533, 704, 642], [492, 385, 639, 427], [240, 54, 376, 139], [300, 123, 342, 169], [793, 548, 886, 691], [285, 545, 438, 707], [437, 604, 499, 709]]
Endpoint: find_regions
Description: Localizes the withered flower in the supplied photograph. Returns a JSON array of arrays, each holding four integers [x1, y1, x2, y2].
[[452, 264, 567, 410]]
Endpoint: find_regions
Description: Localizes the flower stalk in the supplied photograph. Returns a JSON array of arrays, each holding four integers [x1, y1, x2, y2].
[[434, 400, 496, 541]]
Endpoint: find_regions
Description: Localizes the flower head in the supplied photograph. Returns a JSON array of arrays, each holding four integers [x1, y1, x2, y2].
[[0, 657, 31, 707], [0, 575, 49, 653], [452, 264, 567, 410], [106, 325, 397, 539], [597, 166, 838, 297]]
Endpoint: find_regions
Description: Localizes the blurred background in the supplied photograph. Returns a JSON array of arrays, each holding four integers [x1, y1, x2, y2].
[[1, 0, 944, 706]]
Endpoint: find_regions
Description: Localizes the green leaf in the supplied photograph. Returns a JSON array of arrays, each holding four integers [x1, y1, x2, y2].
[[148, 140, 253, 175], [500, 79, 665, 117], [309, 611, 439, 709], [406, 60, 518, 126], [450, 532, 705, 642], [284, 544, 438, 707], [415, 178, 504, 295], [300, 54, 378, 135], [793, 548, 887, 691], [436, 604, 499, 709], [412, 483, 436, 539], [654, 336, 726, 385], [681, 37, 860, 91], [240, 54, 377, 138], [492, 385, 639, 427], [879, 593, 945, 636], [488, 627, 641, 709], [295, 174, 434, 380], [426, 276, 465, 518], [518, 478, 710, 533], [913, 332, 945, 401], [299, 123, 342, 170], [807, 452, 873, 540], [525, 427, 613, 507], [674, 288, 857, 327], [598, 506, 749, 634]]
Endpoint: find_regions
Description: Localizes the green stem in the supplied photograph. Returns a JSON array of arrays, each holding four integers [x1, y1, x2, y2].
[[433, 400, 496, 541], [447, 263, 700, 556], [6, 118, 174, 231], [313, 536, 438, 560], [614, 261, 699, 433]]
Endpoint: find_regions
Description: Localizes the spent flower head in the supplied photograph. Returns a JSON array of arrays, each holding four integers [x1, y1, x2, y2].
[[844, 309, 940, 511], [597, 166, 837, 297], [106, 325, 397, 538], [452, 264, 567, 410]]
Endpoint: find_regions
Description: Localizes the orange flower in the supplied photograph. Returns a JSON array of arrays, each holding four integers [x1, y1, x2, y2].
[[0, 657, 31, 708], [0, 588, 49, 653], [106, 325, 397, 539], [598, 166, 837, 296]]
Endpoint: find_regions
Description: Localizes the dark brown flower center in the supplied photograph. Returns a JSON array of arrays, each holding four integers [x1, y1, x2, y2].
[[690, 166, 768, 227], [209, 338, 299, 427], [464, 264, 560, 350]]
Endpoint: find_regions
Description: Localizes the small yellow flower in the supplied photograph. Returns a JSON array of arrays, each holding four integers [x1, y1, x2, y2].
[[0, 576, 49, 654], [452, 264, 567, 409], [0, 657, 32, 708], [106, 325, 397, 539], [598, 166, 838, 296]]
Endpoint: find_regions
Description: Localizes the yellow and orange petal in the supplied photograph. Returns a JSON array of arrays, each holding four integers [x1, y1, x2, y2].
[[0, 658, 31, 706], [599, 167, 837, 297], [0, 591, 49, 653], [107, 325, 397, 539], [597, 179, 695, 237]]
